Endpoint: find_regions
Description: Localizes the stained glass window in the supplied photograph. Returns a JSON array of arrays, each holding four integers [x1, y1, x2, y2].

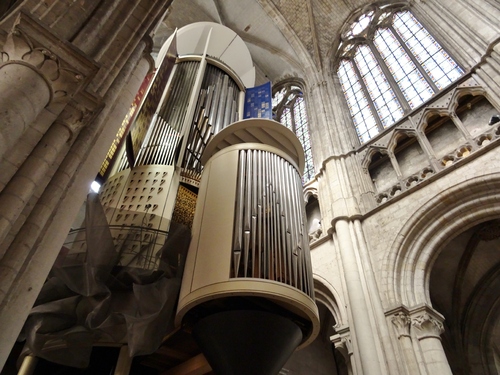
[[354, 45, 404, 127], [337, 7, 464, 143], [374, 28, 434, 109], [393, 11, 464, 90], [338, 60, 379, 143], [347, 11, 374, 37], [273, 84, 315, 183]]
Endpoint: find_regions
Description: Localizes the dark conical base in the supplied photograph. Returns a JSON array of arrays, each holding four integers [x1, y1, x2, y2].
[[192, 310, 303, 375]]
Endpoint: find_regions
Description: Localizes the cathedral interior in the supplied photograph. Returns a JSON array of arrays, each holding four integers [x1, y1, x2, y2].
[[1, 0, 500, 374]]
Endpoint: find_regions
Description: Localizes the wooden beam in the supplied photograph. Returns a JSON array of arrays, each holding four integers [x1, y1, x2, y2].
[[161, 354, 212, 375]]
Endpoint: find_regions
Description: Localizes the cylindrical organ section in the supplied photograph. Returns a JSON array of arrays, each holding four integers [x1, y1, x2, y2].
[[177, 119, 319, 348], [232, 149, 313, 298]]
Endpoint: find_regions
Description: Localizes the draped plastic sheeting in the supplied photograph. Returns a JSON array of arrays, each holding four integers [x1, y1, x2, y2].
[[21, 194, 190, 368]]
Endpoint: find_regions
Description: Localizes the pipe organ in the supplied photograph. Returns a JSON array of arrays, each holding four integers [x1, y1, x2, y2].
[[66, 21, 318, 374]]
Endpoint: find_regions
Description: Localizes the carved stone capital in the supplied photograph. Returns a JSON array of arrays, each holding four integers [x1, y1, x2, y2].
[[0, 12, 98, 106], [331, 333, 353, 359], [392, 312, 411, 339], [411, 312, 444, 340], [54, 102, 92, 140]]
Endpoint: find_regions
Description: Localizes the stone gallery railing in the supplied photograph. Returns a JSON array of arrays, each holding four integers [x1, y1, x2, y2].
[[359, 74, 500, 206]]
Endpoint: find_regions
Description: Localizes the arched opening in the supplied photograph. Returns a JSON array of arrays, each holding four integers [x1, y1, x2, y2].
[[429, 219, 500, 374], [368, 150, 397, 192], [423, 113, 464, 163], [306, 195, 322, 242], [384, 174, 500, 373], [282, 302, 346, 375], [456, 93, 499, 139], [392, 133, 427, 179]]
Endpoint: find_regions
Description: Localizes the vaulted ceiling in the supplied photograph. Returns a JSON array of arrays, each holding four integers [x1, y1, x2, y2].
[[153, 0, 381, 85]]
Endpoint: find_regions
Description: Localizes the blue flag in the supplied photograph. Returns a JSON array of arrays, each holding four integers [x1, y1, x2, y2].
[[244, 82, 272, 119]]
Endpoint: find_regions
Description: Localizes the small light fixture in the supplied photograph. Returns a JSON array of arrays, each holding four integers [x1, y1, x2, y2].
[[90, 181, 101, 193]]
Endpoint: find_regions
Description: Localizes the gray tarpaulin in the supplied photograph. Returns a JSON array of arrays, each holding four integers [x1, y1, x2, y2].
[[21, 193, 191, 368]]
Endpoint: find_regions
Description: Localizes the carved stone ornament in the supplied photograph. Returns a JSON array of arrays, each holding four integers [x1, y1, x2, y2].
[[1, 29, 80, 102], [308, 225, 323, 243], [333, 335, 353, 358], [55, 101, 94, 139], [392, 312, 411, 339], [0, 12, 98, 103], [411, 312, 445, 340]]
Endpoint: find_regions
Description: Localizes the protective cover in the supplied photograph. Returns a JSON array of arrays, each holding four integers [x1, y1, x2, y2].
[[20, 193, 190, 368]]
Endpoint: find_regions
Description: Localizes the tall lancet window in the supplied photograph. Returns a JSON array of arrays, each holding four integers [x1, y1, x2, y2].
[[336, 6, 464, 143], [272, 84, 315, 183]]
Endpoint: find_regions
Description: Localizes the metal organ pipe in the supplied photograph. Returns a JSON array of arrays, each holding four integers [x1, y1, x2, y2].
[[127, 59, 244, 175]]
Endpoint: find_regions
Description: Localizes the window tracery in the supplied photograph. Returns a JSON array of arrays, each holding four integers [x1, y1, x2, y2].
[[272, 84, 314, 183], [336, 5, 464, 143]]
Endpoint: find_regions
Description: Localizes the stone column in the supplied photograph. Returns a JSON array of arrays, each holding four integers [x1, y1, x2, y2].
[[0, 105, 86, 260], [0, 44, 51, 160], [0, 39, 148, 371], [449, 112, 472, 144], [411, 309, 452, 375], [0, 105, 88, 295], [387, 151, 403, 180], [412, 127, 441, 172], [335, 219, 384, 375], [391, 312, 420, 374]]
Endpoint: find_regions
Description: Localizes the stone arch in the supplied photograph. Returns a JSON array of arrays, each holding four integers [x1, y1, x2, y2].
[[303, 184, 318, 203], [272, 77, 306, 93], [416, 108, 452, 133], [383, 173, 500, 307], [361, 145, 388, 170], [386, 129, 417, 154], [313, 274, 347, 328], [449, 86, 490, 113]]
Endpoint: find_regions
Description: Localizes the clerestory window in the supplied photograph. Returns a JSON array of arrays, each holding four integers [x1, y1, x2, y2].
[[272, 84, 315, 183], [336, 6, 464, 143]]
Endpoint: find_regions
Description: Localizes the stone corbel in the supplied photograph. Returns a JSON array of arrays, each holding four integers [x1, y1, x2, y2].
[[409, 304, 446, 340]]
